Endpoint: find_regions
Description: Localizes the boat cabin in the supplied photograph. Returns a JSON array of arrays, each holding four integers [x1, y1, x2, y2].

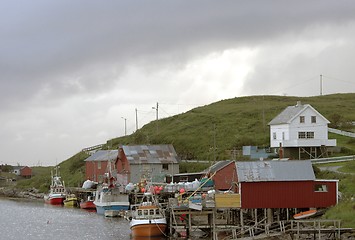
[[133, 202, 164, 219]]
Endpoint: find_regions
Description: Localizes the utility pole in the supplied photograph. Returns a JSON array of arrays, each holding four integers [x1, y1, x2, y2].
[[320, 74, 323, 96], [121, 117, 127, 136], [135, 108, 138, 131], [213, 123, 216, 163], [152, 102, 159, 133]]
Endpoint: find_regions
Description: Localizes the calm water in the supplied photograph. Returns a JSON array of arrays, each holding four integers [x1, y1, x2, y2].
[[0, 197, 132, 240]]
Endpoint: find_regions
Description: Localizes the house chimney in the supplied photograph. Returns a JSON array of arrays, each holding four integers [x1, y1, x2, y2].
[[296, 101, 301, 107]]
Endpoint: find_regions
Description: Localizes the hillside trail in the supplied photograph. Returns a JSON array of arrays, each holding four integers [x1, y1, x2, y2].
[[319, 165, 355, 175]]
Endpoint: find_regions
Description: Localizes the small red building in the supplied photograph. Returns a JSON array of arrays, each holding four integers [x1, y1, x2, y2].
[[84, 150, 118, 182], [207, 161, 237, 191], [235, 161, 338, 209], [12, 166, 32, 178]]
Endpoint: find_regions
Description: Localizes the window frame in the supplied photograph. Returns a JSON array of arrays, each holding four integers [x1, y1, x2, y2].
[[311, 116, 317, 123], [300, 116, 305, 123]]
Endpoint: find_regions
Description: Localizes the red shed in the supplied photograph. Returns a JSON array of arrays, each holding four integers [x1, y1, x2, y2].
[[205, 161, 237, 191], [12, 166, 32, 178], [236, 161, 338, 209], [20, 166, 32, 178], [84, 150, 118, 182]]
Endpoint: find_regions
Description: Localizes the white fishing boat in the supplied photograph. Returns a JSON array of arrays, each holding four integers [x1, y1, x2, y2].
[[130, 192, 167, 237]]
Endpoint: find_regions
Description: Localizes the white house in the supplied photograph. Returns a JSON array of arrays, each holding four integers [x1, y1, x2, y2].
[[268, 101, 336, 159]]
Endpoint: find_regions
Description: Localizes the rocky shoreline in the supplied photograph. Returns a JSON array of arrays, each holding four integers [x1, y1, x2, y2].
[[0, 187, 44, 200]]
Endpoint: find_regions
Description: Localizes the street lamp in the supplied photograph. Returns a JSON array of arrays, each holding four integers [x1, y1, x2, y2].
[[121, 117, 127, 136]]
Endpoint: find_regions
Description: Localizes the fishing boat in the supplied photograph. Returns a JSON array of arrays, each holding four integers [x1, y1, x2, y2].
[[63, 194, 78, 207], [44, 166, 66, 205], [80, 193, 96, 210], [293, 209, 317, 219], [130, 192, 167, 237], [93, 158, 130, 215], [93, 183, 130, 215]]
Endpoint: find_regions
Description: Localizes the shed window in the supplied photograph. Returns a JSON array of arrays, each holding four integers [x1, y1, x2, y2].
[[300, 116, 305, 123], [162, 163, 169, 170], [180, 176, 188, 182], [97, 162, 101, 170], [314, 184, 328, 192]]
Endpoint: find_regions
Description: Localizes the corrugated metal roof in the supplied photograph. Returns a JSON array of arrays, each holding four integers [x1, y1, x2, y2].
[[236, 160, 315, 182], [203, 160, 233, 173], [84, 150, 118, 162], [122, 144, 179, 164]]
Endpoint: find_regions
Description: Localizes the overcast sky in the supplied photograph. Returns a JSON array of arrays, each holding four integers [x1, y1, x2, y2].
[[1, 1, 355, 166]]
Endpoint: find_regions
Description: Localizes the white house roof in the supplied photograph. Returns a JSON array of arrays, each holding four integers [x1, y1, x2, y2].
[[84, 150, 118, 162], [268, 102, 329, 125], [236, 160, 315, 182]]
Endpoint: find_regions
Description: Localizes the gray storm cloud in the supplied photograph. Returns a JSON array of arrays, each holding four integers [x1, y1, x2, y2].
[[1, 0, 355, 165]]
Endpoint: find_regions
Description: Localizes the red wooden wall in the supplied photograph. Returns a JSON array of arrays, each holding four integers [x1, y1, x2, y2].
[[85, 161, 109, 182], [213, 162, 238, 191], [241, 180, 337, 209], [20, 166, 32, 178]]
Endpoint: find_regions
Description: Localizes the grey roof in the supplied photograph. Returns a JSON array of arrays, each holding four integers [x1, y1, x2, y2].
[[268, 102, 329, 125], [122, 144, 179, 164], [268, 103, 309, 125], [236, 160, 315, 182], [84, 150, 118, 162], [203, 160, 233, 173]]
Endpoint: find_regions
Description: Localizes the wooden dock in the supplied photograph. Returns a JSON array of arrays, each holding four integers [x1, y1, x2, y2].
[[164, 194, 354, 240]]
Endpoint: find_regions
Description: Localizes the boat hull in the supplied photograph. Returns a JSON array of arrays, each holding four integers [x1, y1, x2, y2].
[[44, 195, 65, 205], [130, 222, 167, 237], [94, 202, 130, 215], [80, 200, 96, 210], [64, 198, 78, 207], [293, 209, 317, 219]]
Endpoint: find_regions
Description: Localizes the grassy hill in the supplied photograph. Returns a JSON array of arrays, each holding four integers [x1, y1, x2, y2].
[[109, 93, 355, 160]]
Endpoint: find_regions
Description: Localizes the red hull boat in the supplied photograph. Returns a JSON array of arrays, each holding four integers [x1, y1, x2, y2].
[[44, 166, 66, 205], [80, 200, 96, 210]]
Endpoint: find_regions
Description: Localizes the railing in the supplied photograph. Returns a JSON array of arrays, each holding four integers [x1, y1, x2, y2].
[[290, 219, 341, 240], [329, 128, 355, 138], [311, 155, 355, 164]]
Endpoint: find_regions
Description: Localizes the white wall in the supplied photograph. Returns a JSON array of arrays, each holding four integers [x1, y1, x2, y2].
[[270, 106, 334, 148]]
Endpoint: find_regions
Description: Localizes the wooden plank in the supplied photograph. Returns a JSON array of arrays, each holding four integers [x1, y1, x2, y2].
[[215, 194, 241, 208]]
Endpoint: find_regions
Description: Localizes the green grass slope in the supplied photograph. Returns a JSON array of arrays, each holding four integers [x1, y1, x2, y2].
[[110, 93, 355, 160]]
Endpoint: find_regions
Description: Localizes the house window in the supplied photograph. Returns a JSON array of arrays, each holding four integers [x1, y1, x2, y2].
[[273, 132, 277, 140], [162, 164, 169, 170], [97, 161, 101, 170], [298, 132, 314, 139], [282, 132, 285, 140], [314, 184, 328, 192], [311, 116, 317, 123], [300, 116, 305, 123], [307, 132, 314, 139], [298, 132, 306, 139]]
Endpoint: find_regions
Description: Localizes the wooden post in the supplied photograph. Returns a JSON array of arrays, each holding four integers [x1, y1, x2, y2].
[[267, 208, 273, 225], [213, 208, 217, 240], [240, 209, 244, 233]]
